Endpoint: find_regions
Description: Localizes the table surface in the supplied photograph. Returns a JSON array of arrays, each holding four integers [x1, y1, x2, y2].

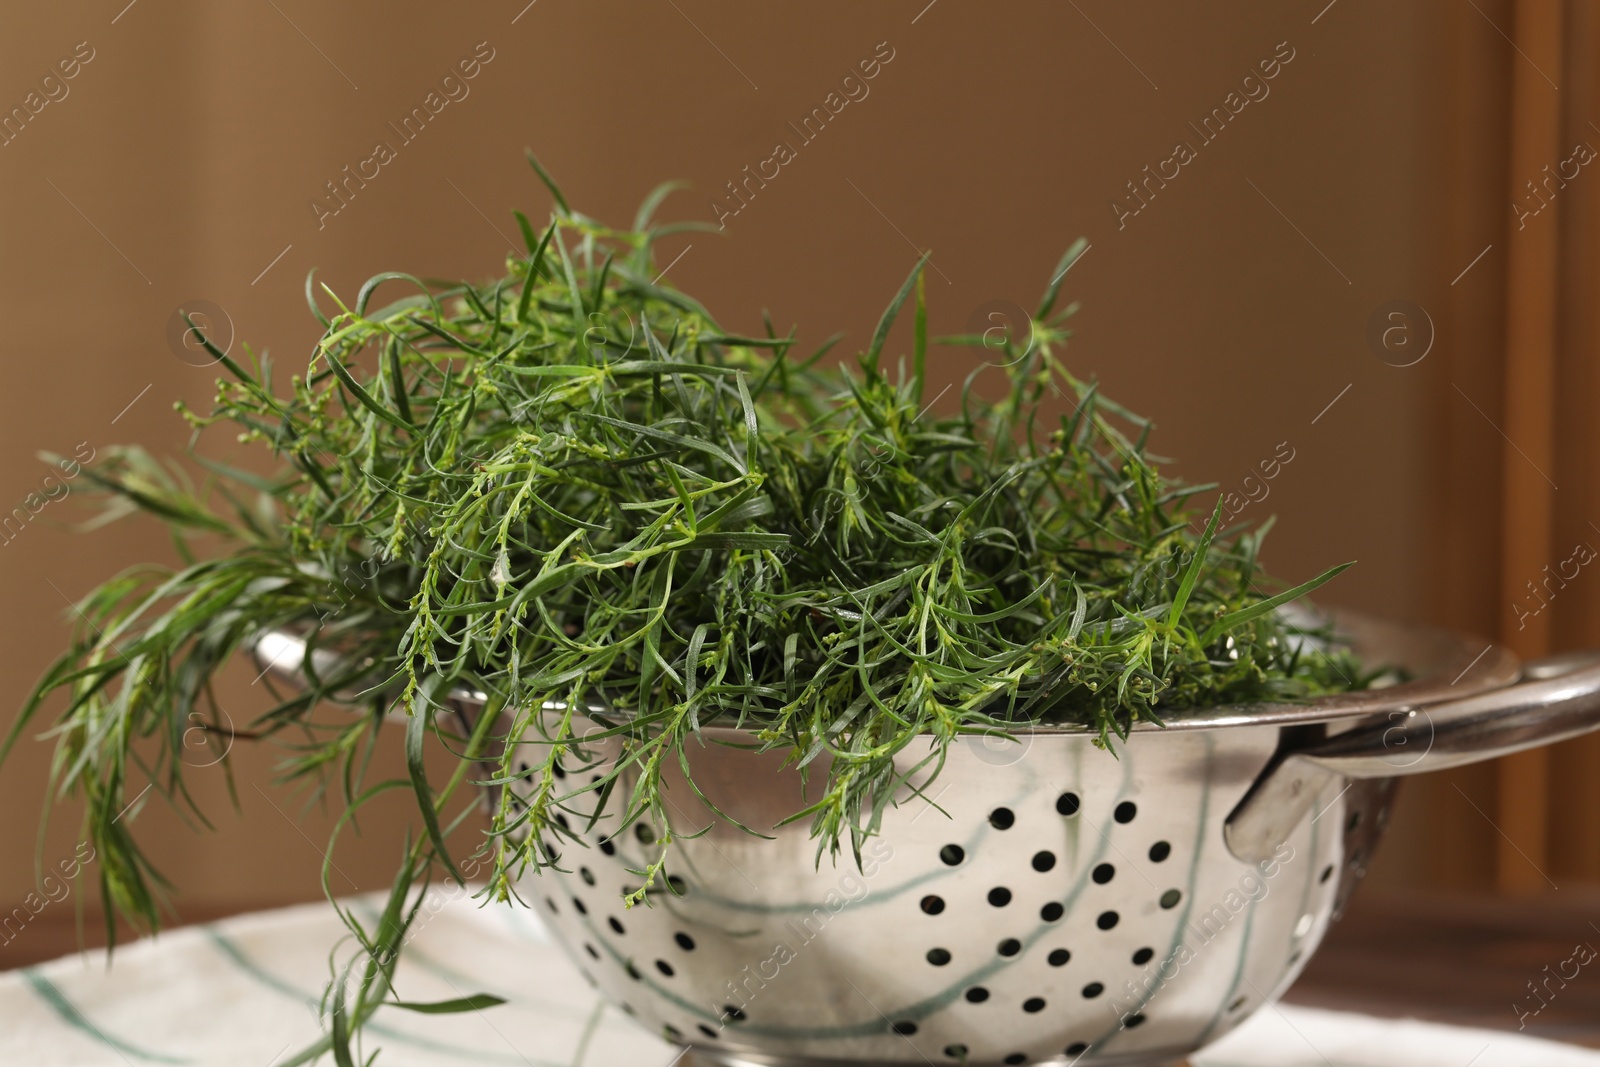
[[4, 888, 1599, 1050], [1282, 889, 1600, 1049]]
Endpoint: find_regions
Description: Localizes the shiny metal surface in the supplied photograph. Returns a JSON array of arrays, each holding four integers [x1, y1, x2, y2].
[[1223, 651, 1600, 864], [249, 612, 1600, 1065], [253, 609, 1522, 734], [521, 716, 1383, 1066]]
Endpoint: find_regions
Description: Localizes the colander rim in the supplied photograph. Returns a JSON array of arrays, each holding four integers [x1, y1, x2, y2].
[[253, 608, 1518, 738]]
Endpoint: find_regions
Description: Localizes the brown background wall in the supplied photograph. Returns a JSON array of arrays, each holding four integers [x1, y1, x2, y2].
[[0, 0, 1581, 939]]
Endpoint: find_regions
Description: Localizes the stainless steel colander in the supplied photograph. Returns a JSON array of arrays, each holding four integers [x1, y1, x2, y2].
[[255, 612, 1600, 1067]]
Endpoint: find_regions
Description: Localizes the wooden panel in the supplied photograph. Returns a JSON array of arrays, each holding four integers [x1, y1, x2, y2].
[[0, 2, 1479, 917], [1548, 0, 1600, 884], [1373, 0, 1514, 898], [1494, 0, 1565, 894]]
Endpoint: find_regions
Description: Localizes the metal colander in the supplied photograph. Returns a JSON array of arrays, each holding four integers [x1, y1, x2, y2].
[[255, 611, 1600, 1067]]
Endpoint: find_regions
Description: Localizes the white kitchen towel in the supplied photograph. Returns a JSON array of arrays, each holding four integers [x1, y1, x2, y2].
[[0, 890, 1591, 1067]]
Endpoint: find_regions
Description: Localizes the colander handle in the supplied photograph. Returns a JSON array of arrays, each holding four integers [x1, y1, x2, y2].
[[1224, 650, 1600, 863], [249, 628, 553, 718], [249, 629, 416, 716], [253, 629, 348, 687]]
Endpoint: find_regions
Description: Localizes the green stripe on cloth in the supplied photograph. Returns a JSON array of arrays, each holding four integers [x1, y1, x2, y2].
[[23, 970, 191, 1064], [204, 927, 562, 1066], [346, 900, 564, 1016]]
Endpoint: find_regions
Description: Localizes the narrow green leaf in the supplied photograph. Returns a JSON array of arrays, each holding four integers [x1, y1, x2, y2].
[[331, 972, 356, 1067], [1201, 562, 1355, 645], [683, 531, 789, 550], [389, 993, 507, 1014], [1036, 237, 1089, 319], [405, 683, 464, 886], [319, 341, 418, 433], [304, 267, 331, 327], [524, 149, 570, 215], [589, 414, 742, 472], [634, 180, 688, 232], [865, 256, 927, 373], [551, 225, 587, 339], [385, 338, 412, 426], [797, 332, 843, 370], [356, 272, 432, 318], [685, 623, 710, 702], [517, 217, 559, 329], [512, 209, 539, 256], [1167, 497, 1223, 629], [912, 268, 927, 406], [736, 371, 758, 467]]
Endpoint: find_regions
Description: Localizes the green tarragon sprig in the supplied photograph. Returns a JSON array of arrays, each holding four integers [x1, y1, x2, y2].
[[7, 157, 1360, 963]]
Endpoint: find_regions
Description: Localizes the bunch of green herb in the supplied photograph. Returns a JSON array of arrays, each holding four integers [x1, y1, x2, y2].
[[6, 159, 1357, 965]]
